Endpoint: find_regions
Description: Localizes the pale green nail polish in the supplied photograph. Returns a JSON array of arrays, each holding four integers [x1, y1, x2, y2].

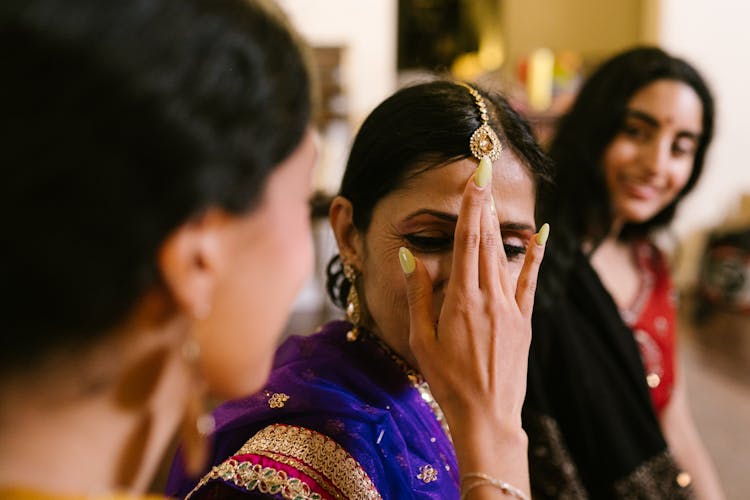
[[474, 156, 492, 188], [399, 247, 415, 275], [535, 223, 550, 245]]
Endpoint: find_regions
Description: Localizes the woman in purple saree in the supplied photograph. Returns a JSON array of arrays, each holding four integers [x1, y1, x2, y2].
[[167, 80, 553, 499], [171, 320, 456, 498]]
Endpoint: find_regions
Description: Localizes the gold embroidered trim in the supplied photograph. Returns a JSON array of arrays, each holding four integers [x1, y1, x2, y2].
[[188, 424, 381, 500], [525, 413, 588, 499], [413, 380, 451, 442], [417, 464, 438, 483], [613, 449, 695, 499], [238, 424, 381, 499], [269, 392, 290, 408], [251, 449, 338, 499], [185, 460, 322, 500]]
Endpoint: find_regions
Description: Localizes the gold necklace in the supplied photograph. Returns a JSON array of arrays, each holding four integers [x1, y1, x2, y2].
[[355, 329, 452, 441]]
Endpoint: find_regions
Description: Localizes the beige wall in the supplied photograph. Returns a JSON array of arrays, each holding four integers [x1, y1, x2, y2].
[[501, 0, 646, 72], [280, 0, 750, 289], [656, 0, 750, 287], [274, 0, 399, 312], [277, 0, 398, 126]]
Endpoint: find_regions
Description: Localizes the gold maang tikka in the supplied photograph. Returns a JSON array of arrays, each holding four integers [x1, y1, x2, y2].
[[458, 82, 502, 161], [343, 263, 361, 342]]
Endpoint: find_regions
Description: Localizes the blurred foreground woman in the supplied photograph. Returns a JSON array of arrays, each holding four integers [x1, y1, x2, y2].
[[0, 0, 316, 497]]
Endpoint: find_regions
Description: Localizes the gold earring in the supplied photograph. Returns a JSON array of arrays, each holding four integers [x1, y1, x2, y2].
[[343, 263, 361, 342], [180, 338, 215, 476]]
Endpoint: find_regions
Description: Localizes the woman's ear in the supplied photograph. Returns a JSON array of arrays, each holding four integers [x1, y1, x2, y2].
[[157, 209, 230, 319], [329, 196, 364, 268]]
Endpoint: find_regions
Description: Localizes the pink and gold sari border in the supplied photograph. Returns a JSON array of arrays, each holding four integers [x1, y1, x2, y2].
[[186, 424, 382, 500], [184, 456, 325, 499]]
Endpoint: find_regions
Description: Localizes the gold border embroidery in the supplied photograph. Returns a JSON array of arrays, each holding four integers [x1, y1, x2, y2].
[[268, 392, 290, 408], [188, 424, 382, 500], [417, 464, 438, 483], [185, 459, 322, 500], [526, 413, 588, 499], [252, 449, 344, 499], [614, 450, 695, 499]]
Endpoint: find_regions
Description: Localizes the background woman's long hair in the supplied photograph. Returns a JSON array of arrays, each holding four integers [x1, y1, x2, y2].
[[536, 46, 715, 311]]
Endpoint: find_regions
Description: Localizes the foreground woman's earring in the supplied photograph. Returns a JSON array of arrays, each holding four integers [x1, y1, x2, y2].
[[343, 263, 361, 341], [181, 337, 215, 476]]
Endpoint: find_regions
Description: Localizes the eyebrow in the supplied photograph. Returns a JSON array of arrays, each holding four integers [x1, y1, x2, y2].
[[403, 209, 457, 223], [625, 109, 701, 140], [402, 208, 536, 232]]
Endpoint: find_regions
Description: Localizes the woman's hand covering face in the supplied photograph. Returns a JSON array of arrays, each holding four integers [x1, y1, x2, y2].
[[400, 156, 548, 425]]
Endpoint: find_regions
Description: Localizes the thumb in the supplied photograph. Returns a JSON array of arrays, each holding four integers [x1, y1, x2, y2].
[[398, 247, 435, 353]]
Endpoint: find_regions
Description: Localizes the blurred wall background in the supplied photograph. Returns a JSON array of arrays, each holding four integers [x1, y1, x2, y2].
[[280, 0, 750, 289]]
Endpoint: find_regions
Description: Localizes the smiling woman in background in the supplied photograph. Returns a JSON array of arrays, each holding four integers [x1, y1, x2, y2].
[[525, 46, 725, 499]]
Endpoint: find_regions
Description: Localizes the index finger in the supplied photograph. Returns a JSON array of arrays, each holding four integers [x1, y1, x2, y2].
[[452, 157, 492, 289]]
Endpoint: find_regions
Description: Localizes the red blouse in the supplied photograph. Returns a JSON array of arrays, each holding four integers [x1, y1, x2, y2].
[[620, 240, 677, 416]]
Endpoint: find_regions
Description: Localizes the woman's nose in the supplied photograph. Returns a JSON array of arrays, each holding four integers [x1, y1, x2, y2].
[[640, 137, 672, 176]]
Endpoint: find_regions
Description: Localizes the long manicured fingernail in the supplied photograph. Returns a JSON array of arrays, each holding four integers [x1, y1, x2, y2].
[[490, 194, 497, 216], [535, 223, 550, 245], [399, 247, 415, 275], [474, 156, 492, 188]]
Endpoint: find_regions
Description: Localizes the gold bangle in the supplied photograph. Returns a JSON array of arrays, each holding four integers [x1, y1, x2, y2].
[[460, 472, 528, 500]]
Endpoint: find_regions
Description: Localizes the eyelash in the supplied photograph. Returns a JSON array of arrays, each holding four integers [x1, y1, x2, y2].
[[623, 124, 646, 138], [622, 124, 696, 156], [403, 234, 527, 259]]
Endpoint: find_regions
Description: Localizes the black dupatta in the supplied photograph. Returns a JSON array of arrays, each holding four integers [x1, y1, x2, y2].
[[524, 252, 693, 499]]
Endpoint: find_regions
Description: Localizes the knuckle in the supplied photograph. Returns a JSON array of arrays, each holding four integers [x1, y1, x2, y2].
[[517, 272, 538, 296], [480, 229, 499, 248], [516, 274, 528, 291], [465, 190, 484, 208], [456, 228, 480, 250], [525, 279, 537, 296], [446, 291, 472, 315], [485, 299, 502, 317]]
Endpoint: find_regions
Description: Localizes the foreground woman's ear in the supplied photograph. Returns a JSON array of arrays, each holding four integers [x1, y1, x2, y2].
[[157, 209, 231, 319]]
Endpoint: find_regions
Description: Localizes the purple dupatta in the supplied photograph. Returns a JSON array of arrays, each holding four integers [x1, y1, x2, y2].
[[166, 321, 459, 499]]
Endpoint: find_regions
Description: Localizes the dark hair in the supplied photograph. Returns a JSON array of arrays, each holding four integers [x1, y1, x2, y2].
[[326, 80, 553, 308], [538, 46, 715, 308], [1, 0, 312, 374]]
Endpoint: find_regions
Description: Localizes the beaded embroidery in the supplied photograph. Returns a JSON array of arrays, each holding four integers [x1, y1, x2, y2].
[[613, 450, 695, 499], [268, 392, 290, 408], [188, 424, 381, 500], [186, 460, 322, 499], [417, 464, 439, 484]]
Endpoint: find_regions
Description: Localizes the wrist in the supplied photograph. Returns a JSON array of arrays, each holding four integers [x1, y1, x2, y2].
[[449, 414, 528, 471]]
